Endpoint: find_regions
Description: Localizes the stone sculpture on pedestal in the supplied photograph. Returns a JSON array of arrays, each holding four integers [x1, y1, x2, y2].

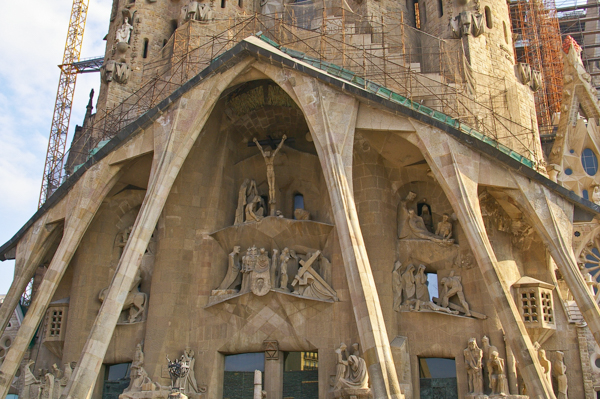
[[552, 351, 568, 399], [331, 343, 371, 399], [116, 17, 133, 43], [253, 135, 287, 216], [488, 351, 508, 396], [464, 338, 484, 395]]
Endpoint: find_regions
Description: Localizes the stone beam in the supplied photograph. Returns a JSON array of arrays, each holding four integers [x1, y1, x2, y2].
[[254, 62, 404, 398], [406, 124, 556, 398], [0, 162, 124, 399], [60, 59, 254, 399], [0, 218, 61, 337], [507, 173, 600, 347]]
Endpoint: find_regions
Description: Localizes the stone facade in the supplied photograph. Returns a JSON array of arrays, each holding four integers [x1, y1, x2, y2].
[[3, 1, 600, 399]]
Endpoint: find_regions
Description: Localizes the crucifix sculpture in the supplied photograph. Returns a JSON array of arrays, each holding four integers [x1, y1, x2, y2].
[[253, 134, 287, 215]]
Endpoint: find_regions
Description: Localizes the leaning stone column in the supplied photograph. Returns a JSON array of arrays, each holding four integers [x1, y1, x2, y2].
[[406, 126, 555, 399], [289, 80, 403, 399], [507, 173, 600, 348], [263, 341, 283, 399], [0, 163, 123, 399], [60, 59, 254, 399], [0, 217, 60, 337], [504, 334, 519, 395]]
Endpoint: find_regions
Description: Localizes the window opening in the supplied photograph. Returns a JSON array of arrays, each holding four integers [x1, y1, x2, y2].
[[103, 363, 131, 399], [239, 0, 243, 7], [293, 193, 305, 219], [221, 0, 226, 8], [283, 352, 319, 398], [438, 0, 443, 17], [419, 358, 458, 399], [584, 189, 589, 200], [582, 148, 599, 176], [426, 273, 438, 302], [223, 353, 265, 399], [485, 7, 492, 29], [142, 38, 149, 59], [564, 168, 573, 175]]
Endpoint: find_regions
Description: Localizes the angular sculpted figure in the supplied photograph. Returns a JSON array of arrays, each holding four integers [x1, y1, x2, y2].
[[253, 135, 287, 213]]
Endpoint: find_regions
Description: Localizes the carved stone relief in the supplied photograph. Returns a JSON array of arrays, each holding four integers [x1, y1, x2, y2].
[[393, 263, 482, 318], [235, 179, 266, 225], [120, 343, 169, 399], [551, 351, 568, 399], [332, 343, 371, 399], [101, 60, 131, 85], [179, 0, 215, 25], [451, 11, 485, 38], [398, 191, 454, 246], [211, 245, 337, 304], [99, 267, 147, 324]]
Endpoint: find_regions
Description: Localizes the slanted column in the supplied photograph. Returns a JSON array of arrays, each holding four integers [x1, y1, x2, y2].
[[407, 126, 555, 399], [507, 174, 600, 347], [295, 81, 403, 399], [61, 59, 254, 399], [0, 217, 61, 336], [0, 163, 123, 399]]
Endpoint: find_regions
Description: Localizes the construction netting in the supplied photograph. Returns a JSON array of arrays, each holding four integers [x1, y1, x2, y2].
[[57, 7, 547, 199]]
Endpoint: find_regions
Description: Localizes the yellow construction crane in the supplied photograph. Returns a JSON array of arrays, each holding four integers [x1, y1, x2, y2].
[[38, 0, 91, 207]]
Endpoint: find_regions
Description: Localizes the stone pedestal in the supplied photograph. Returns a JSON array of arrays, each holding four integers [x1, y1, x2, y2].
[[329, 387, 373, 399], [466, 395, 528, 399]]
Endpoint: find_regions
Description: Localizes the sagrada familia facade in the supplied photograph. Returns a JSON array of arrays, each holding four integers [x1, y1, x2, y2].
[[1, 0, 600, 398]]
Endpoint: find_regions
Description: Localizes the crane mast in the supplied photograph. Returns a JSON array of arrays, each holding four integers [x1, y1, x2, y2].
[[38, 0, 90, 207]]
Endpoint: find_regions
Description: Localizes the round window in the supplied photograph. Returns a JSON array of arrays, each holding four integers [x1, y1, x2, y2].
[[582, 148, 599, 176], [565, 168, 573, 175], [3, 338, 11, 348]]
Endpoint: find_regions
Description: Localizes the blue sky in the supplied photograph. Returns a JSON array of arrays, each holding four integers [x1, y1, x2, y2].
[[0, 0, 111, 294]]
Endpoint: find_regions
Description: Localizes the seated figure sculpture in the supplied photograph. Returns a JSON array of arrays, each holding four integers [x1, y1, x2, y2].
[[332, 343, 371, 399]]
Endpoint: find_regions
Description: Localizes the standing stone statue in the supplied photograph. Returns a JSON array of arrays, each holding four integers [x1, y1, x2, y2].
[[464, 338, 484, 395], [592, 184, 600, 206], [398, 191, 417, 238], [537, 347, 552, 388], [116, 17, 133, 43], [215, 246, 242, 292], [235, 179, 250, 225], [415, 264, 430, 302], [253, 135, 287, 215], [552, 351, 568, 399], [21, 360, 40, 399], [421, 204, 433, 232], [401, 264, 417, 304], [488, 351, 508, 395], [279, 248, 293, 291], [392, 261, 403, 312], [440, 271, 471, 316]]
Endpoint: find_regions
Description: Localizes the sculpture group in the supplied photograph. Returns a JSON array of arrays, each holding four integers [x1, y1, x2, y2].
[[212, 245, 337, 302], [332, 343, 371, 399], [21, 361, 74, 399], [397, 192, 454, 246], [392, 262, 475, 317], [464, 337, 508, 397]]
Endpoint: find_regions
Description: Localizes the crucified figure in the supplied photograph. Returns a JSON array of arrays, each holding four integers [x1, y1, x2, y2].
[[253, 135, 287, 214]]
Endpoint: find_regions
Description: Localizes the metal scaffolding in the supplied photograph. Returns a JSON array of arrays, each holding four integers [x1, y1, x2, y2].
[[510, 0, 564, 137], [52, 10, 546, 201]]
